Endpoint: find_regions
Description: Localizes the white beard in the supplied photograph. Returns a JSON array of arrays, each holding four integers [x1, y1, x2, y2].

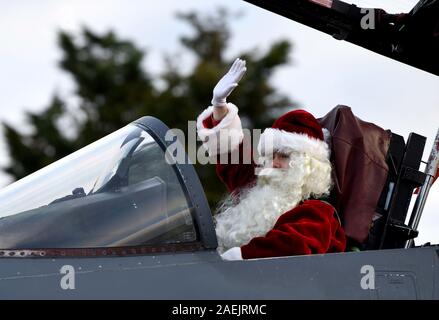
[[215, 152, 332, 254]]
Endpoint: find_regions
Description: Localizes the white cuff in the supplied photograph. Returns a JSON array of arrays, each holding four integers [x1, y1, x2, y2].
[[220, 247, 243, 261], [196, 103, 244, 156]]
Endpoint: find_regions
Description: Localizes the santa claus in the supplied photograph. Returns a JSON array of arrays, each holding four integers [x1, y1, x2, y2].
[[197, 58, 346, 260]]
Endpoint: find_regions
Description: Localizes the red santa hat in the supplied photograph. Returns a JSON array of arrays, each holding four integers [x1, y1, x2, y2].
[[257, 109, 330, 162]]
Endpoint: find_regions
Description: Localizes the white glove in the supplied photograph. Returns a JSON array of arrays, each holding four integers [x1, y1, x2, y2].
[[220, 247, 243, 261], [211, 58, 247, 107]]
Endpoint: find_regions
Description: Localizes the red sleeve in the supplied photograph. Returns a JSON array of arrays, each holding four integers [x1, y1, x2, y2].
[[202, 115, 222, 128], [241, 200, 346, 259], [203, 115, 257, 194]]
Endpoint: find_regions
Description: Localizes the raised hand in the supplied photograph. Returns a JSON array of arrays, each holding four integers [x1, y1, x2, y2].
[[211, 58, 247, 107]]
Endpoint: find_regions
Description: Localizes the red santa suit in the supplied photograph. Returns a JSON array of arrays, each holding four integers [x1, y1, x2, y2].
[[197, 103, 346, 260]]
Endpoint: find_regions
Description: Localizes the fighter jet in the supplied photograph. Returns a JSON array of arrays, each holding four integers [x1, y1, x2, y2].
[[0, 0, 438, 299]]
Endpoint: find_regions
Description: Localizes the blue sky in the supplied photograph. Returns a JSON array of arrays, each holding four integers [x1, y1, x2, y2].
[[0, 0, 437, 244]]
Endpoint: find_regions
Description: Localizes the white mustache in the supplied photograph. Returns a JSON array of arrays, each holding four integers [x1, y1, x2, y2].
[[255, 167, 287, 177]]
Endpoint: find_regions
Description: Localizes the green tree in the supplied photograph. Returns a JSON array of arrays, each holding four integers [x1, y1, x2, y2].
[[2, 9, 295, 208]]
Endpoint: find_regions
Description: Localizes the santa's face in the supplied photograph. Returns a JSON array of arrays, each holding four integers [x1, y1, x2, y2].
[[260, 150, 295, 171], [271, 151, 290, 169], [261, 150, 302, 170]]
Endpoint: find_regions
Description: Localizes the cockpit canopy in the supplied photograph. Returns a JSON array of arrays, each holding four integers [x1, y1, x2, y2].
[[0, 124, 198, 249]]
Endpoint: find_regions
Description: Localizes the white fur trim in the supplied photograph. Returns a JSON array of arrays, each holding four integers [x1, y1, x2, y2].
[[220, 247, 243, 260], [257, 128, 330, 162], [196, 103, 243, 156]]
